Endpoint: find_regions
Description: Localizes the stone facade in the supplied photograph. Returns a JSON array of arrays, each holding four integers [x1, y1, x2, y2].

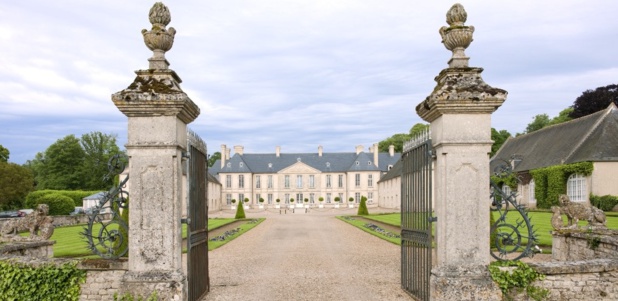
[[78, 260, 128, 301]]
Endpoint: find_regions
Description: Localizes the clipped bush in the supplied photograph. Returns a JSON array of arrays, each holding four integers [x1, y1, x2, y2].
[[590, 194, 618, 211], [349, 197, 354, 203], [357, 196, 369, 215], [25, 189, 100, 208], [25, 190, 56, 208], [235, 201, 246, 219], [334, 197, 340, 203], [37, 193, 75, 215]]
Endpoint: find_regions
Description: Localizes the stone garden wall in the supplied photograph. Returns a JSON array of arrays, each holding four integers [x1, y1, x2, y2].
[[552, 229, 618, 261], [78, 259, 127, 301], [0, 213, 112, 229]]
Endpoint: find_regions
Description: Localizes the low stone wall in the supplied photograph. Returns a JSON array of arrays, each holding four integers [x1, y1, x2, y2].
[[0, 213, 113, 229], [552, 228, 618, 261], [0, 240, 55, 258], [78, 259, 127, 301], [529, 259, 618, 301]]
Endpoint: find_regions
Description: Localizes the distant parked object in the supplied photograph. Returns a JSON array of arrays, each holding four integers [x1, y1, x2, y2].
[[0, 211, 20, 218]]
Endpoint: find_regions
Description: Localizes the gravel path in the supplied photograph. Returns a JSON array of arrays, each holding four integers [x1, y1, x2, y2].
[[204, 210, 412, 301]]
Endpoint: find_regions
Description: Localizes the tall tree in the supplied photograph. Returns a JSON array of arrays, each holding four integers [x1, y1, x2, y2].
[[378, 123, 429, 152], [0, 161, 34, 210], [208, 152, 221, 168], [36, 135, 86, 190], [490, 128, 511, 157], [570, 84, 618, 119], [80, 132, 121, 190], [525, 114, 550, 134], [409, 123, 430, 137], [0, 144, 9, 162]]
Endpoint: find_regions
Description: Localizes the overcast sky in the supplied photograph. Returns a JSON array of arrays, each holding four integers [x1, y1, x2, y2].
[[1, 1, 617, 164]]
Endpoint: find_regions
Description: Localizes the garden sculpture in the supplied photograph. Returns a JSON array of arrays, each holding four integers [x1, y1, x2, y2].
[[558, 194, 606, 228], [550, 206, 565, 230], [0, 204, 54, 241]]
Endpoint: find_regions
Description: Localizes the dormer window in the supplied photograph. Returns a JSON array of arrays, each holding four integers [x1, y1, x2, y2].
[[326, 162, 331, 167], [368, 161, 372, 165], [356, 161, 359, 165], [388, 165, 393, 170], [297, 157, 301, 162], [226, 162, 231, 168], [239, 162, 243, 168], [268, 163, 272, 168]]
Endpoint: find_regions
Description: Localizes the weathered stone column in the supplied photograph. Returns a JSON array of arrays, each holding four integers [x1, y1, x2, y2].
[[416, 4, 506, 300], [111, 3, 199, 300]]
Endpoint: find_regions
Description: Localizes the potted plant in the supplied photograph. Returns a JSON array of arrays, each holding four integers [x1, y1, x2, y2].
[[259, 197, 265, 209], [289, 198, 295, 208], [231, 199, 237, 209], [318, 197, 324, 208], [304, 198, 309, 208], [275, 198, 281, 209], [334, 197, 340, 208], [348, 197, 355, 208], [244, 198, 250, 209]]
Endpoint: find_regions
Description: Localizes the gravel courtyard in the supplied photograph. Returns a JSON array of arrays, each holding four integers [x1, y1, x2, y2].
[[204, 209, 413, 301]]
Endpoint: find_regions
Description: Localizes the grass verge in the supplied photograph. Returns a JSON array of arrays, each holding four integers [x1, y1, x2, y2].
[[336, 216, 400, 245]]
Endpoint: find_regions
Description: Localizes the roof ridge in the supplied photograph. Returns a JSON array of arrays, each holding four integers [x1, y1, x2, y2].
[[563, 104, 615, 163]]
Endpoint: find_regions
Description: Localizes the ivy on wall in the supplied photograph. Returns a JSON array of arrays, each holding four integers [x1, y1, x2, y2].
[[0, 261, 86, 301], [529, 162, 593, 209]]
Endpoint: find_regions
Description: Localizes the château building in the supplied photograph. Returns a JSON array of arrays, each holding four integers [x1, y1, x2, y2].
[[208, 144, 400, 207]]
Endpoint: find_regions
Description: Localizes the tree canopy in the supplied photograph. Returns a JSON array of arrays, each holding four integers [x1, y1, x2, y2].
[[378, 123, 429, 152], [490, 128, 511, 157], [523, 108, 573, 134], [0, 144, 8, 162], [570, 84, 618, 119], [80, 132, 121, 190], [208, 151, 221, 167], [0, 161, 34, 210]]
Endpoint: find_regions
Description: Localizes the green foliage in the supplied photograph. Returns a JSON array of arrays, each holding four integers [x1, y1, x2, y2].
[[590, 194, 618, 211], [334, 197, 340, 203], [0, 161, 34, 210], [231, 199, 236, 204], [208, 151, 221, 168], [357, 196, 369, 215], [0, 144, 9, 162], [529, 162, 593, 209], [259, 198, 264, 203], [25, 190, 100, 208], [378, 123, 429, 152], [570, 83, 618, 119], [276, 198, 280, 203], [490, 209, 497, 249], [289, 198, 294, 203], [35, 135, 86, 190], [36, 193, 75, 215], [0, 261, 86, 301], [348, 197, 354, 203], [80, 132, 121, 190], [489, 261, 549, 301], [304, 198, 308, 203], [524, 108, 574, 134], [113, 291, 158, 301], [319, 197, 324, 202], [235, 201, 246, 219], [490, 128, 511, 157]]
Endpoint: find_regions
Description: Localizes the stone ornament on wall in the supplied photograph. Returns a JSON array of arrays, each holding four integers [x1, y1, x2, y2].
[[556, 194, 607, 229], [439, 3, 475, 68], [142, 2, 176, 69], [0, 204, 54, 242]]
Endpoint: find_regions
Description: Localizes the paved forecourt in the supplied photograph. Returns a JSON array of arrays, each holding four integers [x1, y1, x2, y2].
[[204, 208, 412, 300]]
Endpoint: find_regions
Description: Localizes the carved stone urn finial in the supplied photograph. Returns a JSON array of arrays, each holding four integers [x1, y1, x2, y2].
[[439, 3, 475, 68], [142, 2, 176, 69]]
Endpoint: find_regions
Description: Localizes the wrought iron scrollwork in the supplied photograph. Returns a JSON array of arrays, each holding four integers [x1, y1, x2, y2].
[[81, 154, 129, 259], [490, 156, 540, 261]]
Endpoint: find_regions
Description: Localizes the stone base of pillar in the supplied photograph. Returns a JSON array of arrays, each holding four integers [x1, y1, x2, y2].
[[430, 265, 501, 301], [121, 270, 186, 301]]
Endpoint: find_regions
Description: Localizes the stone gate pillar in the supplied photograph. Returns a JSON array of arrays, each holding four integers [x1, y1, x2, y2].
[[416, 4, 506, 300], [111, 3, 199, 300]]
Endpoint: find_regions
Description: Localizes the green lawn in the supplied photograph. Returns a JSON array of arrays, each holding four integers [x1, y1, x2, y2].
[[358, 211, 618, 249], [336, 216, 400, 245], [38, 218, 244, 258]]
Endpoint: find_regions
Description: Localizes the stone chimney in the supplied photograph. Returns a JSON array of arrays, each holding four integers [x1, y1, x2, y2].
[[234, 145, 244, 156], [226, 148, 231, 160], [355, 145, 364, 155], [389, 145, 394, 157], [276, 146, 281, 157], [373, 143, 379, 167], [220, 144, 227, 168], [318, 145, 323, 157]]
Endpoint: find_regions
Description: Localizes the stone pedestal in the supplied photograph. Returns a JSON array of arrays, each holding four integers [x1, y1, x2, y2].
[[110, 3, 200, 299], [415, 5, 507, 300]]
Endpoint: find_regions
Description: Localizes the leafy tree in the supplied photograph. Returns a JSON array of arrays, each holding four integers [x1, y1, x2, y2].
[[36, 135, 86, 190], [570, 84, 618, 119], [0, 162, 34, 210], [409, 123, 430, 137], [525, 114, 550, 134], [80, 132, 121, 190], [0, 144, 9, 162], [379, 123, 429, 152], [490, 128, 511, 157], [208, 152, 221, 167], [549, 108, 573, 125]]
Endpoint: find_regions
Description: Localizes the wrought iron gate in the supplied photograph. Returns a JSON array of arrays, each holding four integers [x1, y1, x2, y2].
[[401, 131, 433, 301], [186, 130, 209, 301]]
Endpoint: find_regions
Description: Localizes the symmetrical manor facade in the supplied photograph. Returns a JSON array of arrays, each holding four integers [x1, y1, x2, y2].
[[208, 144, 400, 207]]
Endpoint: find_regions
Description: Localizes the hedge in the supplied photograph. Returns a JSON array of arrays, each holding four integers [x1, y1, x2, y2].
[[25, 190, 101, 208], [35, 193, 75, 216], [529, 162, 593, 209], [590, 194, 618, 211]]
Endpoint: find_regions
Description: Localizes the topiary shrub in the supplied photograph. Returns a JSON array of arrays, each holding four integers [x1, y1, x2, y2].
[[235, 201, 246, 219], [37, 193, 75, 215], [590, 194, 618, 211], [349, 197, 354, 203], [25, 190, 56, 208], [25, 190, 101, 208], [357, 196, 369, 215]]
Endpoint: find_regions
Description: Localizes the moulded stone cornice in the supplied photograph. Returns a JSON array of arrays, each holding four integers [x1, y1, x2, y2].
[[416, 67, 507, 123]]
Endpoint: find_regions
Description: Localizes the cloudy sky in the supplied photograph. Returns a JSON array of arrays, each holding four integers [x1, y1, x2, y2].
[[1, 1, 617, 164]]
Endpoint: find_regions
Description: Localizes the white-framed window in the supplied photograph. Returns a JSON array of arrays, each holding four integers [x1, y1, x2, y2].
[[339, 193, 344, 203], [309, 175, 315, 188], [310, 193, 315, 203], [326, 193, 331, 203], [355, 174, 361, 187], [368, 174, 373, 187], [256, 194, 261, 204], [226, 194, 232, 205], [368, 192, 373, 203], [567, 173, 587, 202], [256, 175, 261, 188], [285, 193, 290, 203], [239, 175, 244, 188], [338, 175, 343, 188], [297, 175, 302, 188], [502, 185, 512, 199], [529, 180, 536, 203], [355, 192, 360, 203], [239, 193, 245, 203], [268, 194, 273, 204], [285, 175, 290, 188], [226, 175, 231, 188], [326, 175, 332, 188], [268, 175, 273, 188]]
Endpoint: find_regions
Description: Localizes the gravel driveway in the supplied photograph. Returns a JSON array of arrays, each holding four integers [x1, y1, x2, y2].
[[204, 210, 413, 301]]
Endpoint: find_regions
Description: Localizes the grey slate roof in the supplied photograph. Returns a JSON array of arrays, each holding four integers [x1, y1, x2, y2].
[[377, 159, 403, 183], [491, 103, 618, 172], [209, 151, 400, 175], [83, 192, 105, 200]]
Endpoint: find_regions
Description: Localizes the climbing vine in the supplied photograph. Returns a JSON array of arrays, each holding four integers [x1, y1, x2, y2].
[[0, 260, 86, 301], [489, 260, 549, 301], [529, 162, 593, 209]]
